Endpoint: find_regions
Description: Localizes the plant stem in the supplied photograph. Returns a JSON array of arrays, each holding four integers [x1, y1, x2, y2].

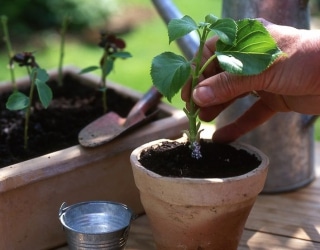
[[199, 54, 217, 76], [24, 67, 36, 149], [58, 15, 70, 87], [187, 27, 210, 144], [101, 75, 107, 113], [1, 15, 16, 91], [101, 52, 108, 113]]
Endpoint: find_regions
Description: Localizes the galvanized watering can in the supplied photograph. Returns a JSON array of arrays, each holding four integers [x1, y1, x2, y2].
[[59, 201, 136, 250], [152, 0, 318, 192]]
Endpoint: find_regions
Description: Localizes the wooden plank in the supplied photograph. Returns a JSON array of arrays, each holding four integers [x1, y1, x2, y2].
[[128, 215, 320, 250], [245, 178, 320, 242], [126, 215, 156, 250], [240, 229, 320, 250], [54, 192, 320, 249], [246, 203, 320, 241], [51, 148, 320, 250]]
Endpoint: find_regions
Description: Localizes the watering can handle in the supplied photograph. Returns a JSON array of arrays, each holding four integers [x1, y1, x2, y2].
[[151, 0, 199, 60], [303, 115, 319, 129], [59, 202, 68, 217]]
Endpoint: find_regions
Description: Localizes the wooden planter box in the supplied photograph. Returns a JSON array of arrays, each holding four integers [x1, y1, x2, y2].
[[0, 67, 187, 250]]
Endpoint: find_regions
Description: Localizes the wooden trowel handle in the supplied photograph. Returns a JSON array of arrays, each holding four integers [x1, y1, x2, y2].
[[127, 86, 163, 118]]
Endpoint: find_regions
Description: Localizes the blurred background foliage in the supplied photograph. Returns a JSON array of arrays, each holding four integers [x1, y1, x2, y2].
[[0, 0, 221, 108], [1, 0, 320, 139], [0, 0, 117, 38]]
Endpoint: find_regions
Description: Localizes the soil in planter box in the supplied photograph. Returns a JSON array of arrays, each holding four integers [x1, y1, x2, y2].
[[139, 140, 261, 178], [0, 73, 159, 168]]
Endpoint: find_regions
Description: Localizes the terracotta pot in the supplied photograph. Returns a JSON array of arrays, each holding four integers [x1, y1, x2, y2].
[[0, 67, 188, 250], [130, 138, 269, 250]]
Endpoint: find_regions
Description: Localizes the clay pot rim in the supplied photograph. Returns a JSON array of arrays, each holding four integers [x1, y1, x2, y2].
[[130, 137, 269, 183]]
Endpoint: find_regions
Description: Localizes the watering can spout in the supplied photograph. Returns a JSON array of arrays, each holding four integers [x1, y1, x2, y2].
[[151, 0, 199, 60], [303, 115, 319, 129]]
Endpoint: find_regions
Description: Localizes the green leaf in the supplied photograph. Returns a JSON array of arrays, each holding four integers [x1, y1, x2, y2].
[[151, 52, 191, 102], [210, 18, 237, 45], [35, 67, 50, 82], [36, 82, 52, 108], [33, 68, 52, 108], [215, 54, 243, 73], [216, 18, 283, 75], [79, 66, 99, 74], [112, 51, 132, 59], [102, 58, 114, 78], [168, 15, 198, 44], [6, 91, 29, 110], [205, 14, 219, 24]]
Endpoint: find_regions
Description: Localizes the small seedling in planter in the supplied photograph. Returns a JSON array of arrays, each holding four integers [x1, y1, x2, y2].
[[2, 15, 52, 149], [151, 14, 283, 159], [80, 32, 132, 113], [6, 52, 52, 149]]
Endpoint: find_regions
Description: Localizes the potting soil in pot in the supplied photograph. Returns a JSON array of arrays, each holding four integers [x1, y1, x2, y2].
[[139, 140, 261, 178]]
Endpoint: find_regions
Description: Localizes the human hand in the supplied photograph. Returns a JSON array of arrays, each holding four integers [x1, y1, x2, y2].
[[182, 19, 320, 143]]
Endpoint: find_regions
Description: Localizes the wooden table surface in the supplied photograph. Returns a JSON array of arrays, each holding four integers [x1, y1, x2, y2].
[[55, 143, 320, 250]]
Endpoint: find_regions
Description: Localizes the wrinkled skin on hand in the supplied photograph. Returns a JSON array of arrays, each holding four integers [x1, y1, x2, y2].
[[182, 19, 320, 142]]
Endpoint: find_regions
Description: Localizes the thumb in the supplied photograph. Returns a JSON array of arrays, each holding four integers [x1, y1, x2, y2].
[[192, 72, 259, 107]]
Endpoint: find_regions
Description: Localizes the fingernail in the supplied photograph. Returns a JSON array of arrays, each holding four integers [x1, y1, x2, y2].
[[193, 86, 215, 105]]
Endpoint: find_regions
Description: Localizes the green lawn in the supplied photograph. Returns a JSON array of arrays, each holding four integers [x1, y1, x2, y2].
[[1, 0, 320, 140]]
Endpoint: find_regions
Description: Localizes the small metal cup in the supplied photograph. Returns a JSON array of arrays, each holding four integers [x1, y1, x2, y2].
[[59, 201, 136, 250]]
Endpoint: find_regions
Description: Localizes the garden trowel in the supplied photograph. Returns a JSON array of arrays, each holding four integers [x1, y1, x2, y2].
[[78, 86, 162, 147]]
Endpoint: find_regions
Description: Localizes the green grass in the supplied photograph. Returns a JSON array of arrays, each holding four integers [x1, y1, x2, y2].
[[1, 0, 320, 139]]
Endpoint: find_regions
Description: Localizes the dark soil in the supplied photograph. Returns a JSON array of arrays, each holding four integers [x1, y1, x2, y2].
[[139, 140, 261, 178], [0, 73, 146, 168]]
